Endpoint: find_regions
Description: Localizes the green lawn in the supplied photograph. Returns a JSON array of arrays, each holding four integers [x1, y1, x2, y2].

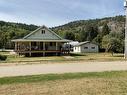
[[0, 51, 66, 63], [0, 51, 125, 63], [0, 71, 126, 85], [0, 71, 127, 95], [73, 53, 125, 61]]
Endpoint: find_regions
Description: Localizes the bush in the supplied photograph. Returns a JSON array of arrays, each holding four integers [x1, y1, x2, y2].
[[0, 55, 7, 61]]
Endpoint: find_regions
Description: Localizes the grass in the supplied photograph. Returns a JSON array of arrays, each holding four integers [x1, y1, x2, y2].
[[0, 51, 125, 64], [0, 71, 127, 85], [74, 53, 125, 61], [1, 71, 127, 95], [0, 51, 66, 63]]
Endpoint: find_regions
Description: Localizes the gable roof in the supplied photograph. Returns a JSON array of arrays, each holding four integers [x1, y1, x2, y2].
[[74, 41, 98, 46], [12, 25, 70, 42], [23, 25, 63, 40]]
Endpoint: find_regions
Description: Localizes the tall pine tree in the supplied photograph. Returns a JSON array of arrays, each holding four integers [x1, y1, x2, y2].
[[102, 24, 110, 36]]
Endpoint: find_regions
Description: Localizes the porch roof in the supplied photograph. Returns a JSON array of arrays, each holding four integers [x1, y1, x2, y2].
[[11, 39, 71, 42]]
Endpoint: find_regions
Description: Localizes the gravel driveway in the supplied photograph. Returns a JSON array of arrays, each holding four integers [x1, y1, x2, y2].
[[0, 61, 127, 78]]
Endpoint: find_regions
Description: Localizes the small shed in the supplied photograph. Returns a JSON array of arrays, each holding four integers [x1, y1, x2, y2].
[[73, 41, 99, 53]]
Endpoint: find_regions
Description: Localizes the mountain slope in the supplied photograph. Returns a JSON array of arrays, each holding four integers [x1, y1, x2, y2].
[[0, 15, 125, 50], [52, 15, 125, 39]]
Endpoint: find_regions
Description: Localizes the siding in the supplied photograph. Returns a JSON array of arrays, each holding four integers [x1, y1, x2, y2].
[[73, 43, 99, 53], [27, 28, 60, 40], [73, 46, 81, 53], [81, 43, 98, 53]]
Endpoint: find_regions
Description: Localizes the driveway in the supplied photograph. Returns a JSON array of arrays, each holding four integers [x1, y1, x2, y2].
[[0, 61, 127, 78]]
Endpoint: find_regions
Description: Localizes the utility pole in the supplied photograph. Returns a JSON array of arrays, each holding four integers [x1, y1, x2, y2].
[[124, 0, 127, 59]]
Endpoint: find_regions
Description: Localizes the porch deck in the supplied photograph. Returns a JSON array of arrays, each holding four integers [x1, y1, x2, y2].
[[15, 50, 70, 56], [15, 50, 64, 53]]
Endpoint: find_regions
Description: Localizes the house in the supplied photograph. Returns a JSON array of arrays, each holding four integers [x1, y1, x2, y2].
[[68, 41, 79, 47], [12, 25, 70, 57], [73, 41, 99, 53], [67, 41, 79, 51]]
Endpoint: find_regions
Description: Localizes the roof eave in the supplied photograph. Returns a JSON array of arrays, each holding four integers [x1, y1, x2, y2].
[[11, 39, 70, 42]]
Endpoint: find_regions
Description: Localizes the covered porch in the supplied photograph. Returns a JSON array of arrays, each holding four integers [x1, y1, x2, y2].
[[14, 41, 70, 56]]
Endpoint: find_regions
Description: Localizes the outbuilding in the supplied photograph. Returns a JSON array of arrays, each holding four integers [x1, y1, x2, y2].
[[73, 41, 99, 53]]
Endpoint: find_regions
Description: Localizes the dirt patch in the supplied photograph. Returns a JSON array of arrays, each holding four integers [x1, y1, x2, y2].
[[63, 56, 75, 59], [0, 61, 127, 78]]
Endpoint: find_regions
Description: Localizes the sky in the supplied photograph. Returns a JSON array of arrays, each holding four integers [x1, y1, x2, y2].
[[0, 0, 125, 27]]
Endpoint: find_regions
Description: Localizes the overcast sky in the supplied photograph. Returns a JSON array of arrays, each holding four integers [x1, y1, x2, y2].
[[0, 0, 124, 27]]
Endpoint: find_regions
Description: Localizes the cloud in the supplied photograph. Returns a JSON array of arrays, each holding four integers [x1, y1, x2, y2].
[[0, 0, 124, 27]]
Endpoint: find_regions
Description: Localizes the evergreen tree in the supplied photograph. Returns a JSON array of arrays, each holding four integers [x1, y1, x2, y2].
[[92, 34, 103, 47], [64, 32, 75, 41], [102, 24, 110, 36], [80, 27, 88, 41], [81, 25, 98, 41]]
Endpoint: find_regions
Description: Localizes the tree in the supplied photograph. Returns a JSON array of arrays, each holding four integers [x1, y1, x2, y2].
[[102, 35, 110, 51], [0, 32, 2, 48], [81, 25, 98, 41], [107, 38, 123, 55], [92, 34, 103, 48], [102, 24, 110, 36], [64, 32, 75, 41], [102, 35, 123, 55], [1, 32, 8, 49], [80, 28, 88, 41], [75, 33, 81, 41]]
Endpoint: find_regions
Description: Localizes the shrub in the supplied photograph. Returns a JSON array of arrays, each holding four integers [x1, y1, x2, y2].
[[0, 55, 7, 61]]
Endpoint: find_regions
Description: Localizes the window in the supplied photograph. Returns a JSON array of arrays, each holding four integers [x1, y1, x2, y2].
[[41, 30, 45, 34], [84, 47, 88, 49], [91, 47, 95, 49]]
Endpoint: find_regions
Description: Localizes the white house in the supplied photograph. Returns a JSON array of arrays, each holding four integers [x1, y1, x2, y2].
[[66, 41, 79, 51], [68, 41, 79, 46], [73, 41, 99, 53]]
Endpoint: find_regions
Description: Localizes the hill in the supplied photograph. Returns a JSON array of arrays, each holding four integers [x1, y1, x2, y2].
[[52, 15, 125, 40], [0, 21, 38, 48], [52, 15, 125, 53], [0, 15, 125, 53]]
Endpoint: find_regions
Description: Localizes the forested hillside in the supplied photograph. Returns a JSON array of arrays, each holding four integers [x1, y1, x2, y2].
[[0, 15, 125, 53], [52, 15, 125, 53], [0, 21, 38, 49], [52, 15, 125, 41]]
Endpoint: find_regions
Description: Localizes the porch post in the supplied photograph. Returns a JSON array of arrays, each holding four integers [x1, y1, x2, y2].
[[56, 42, 58, 56], [17, 42, 19, 56], [43, 42, 45, 56], [15, 42, 17, 51], [17, 42, 19, 51], [38, 42, 40, 50], [29, 42, 31, 56]]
